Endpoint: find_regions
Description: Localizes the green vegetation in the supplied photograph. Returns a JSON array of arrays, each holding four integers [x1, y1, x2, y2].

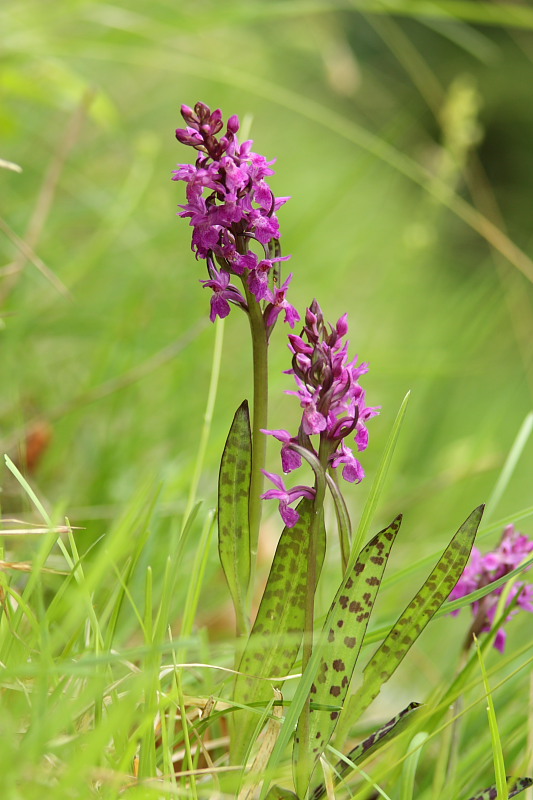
[[1, 2, 533, 798]]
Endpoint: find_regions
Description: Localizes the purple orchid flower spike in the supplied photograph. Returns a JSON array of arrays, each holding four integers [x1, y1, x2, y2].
[[261, 471, 316, 528], [450, 523, 533, 652], [173, 101, 294, 329], [262, 299, 379, 525]]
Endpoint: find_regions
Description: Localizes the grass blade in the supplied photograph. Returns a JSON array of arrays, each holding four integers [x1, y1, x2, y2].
[[399, 732, 429, 800], [485, 412, 533, 524], [351, 391, 410, 563], [475, 634, 508, 800], [182, 314, 224, 531]]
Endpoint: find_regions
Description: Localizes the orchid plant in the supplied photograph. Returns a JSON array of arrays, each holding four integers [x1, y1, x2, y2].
[[173, 102, 533, 800]]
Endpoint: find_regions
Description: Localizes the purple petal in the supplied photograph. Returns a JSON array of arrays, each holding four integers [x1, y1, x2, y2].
[[261, 428, 292, 443], [261, 470, 287, 495], [302, 407, 327, 435], [279, 501, 299, 528], [494, 628, 507, 653], [209, 295, 230, 322], [281, 445, 302, 473]]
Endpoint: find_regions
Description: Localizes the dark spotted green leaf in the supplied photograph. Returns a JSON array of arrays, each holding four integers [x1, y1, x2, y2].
[[218, 400, 251, 634], [293, 515, 402, 791], [466, 777, 533, 800], [349, 505, 484, 725], [309, 701, 421, 800], [231, 497, 325, 765]]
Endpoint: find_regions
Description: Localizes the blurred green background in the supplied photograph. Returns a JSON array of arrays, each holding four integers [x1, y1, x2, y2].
[[2, 6, 533, 794], [2, 1, 533, 584]]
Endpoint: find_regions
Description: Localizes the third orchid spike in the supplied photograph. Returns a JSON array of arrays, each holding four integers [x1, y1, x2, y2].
[[450, 523, 533, 651]]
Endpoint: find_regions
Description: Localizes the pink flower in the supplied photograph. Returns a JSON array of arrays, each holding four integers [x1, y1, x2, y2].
[[200, 266, 247, 322], [260, 429, 302, 473], [264, 274, 300, 329], [260, 471, 315, 528], [330, 442, 365, 483], [173, 101, 294, 327], [450, 525, 533, 652]]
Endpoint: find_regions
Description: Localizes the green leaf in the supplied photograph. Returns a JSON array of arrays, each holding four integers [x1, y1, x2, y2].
[[293, 515, 402, 791], [265, 787, 299, 799], [218, 400, 252, 635], [231, 497, 326, 765], [310, 702, 421, 800], [399, 732, 429, 800], [465, 777, 533, 800], [475, 636, 508, 799], [348, 505, 484, 725]]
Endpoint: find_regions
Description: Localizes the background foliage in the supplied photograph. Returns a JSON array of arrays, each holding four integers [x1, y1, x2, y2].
[[1, 2, 533, 798]]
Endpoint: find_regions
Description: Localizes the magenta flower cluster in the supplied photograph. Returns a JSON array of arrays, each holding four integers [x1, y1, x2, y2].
[[173, 102, 299, 329], [450, 524, 533, 652], [261, 300, 379, 527]]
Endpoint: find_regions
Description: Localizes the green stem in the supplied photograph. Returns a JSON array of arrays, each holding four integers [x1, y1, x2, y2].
[[297, 443, 329, 797], [301, 490, 326, 672], [296, 504, 322, 796], [182, 316, 224, 534], [326, 468, 351, 574], [433, 647, 469, 800], [240, 278, 269, 610]]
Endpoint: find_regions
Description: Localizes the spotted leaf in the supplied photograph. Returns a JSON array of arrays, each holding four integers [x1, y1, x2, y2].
[[218, 400, 252, 634], [231, 497, 325, 765], [349, 505, 484, 725], [466, 777, 533, 800], [309, 701, 421, 800], [293, 515, 402, 792]]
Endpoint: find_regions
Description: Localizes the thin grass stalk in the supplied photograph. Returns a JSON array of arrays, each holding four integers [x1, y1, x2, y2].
[[176, 671, 198, 800], [484, 412, 533, 524], [475, 635, 509, 800], [139, 566, 157, 778], [399, 732, 429, 800], [159, 699, 178, 791], [350, 391, 409, 564], [527, 673, 533, 800], [181, 316, 224, 533]]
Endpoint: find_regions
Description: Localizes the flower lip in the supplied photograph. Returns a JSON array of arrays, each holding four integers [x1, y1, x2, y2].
[[260, 470, 316, 528]]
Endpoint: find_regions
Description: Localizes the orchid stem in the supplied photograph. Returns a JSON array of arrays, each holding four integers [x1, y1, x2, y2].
[[241, 280, 269, 614], [297, 448, 328, 796]]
